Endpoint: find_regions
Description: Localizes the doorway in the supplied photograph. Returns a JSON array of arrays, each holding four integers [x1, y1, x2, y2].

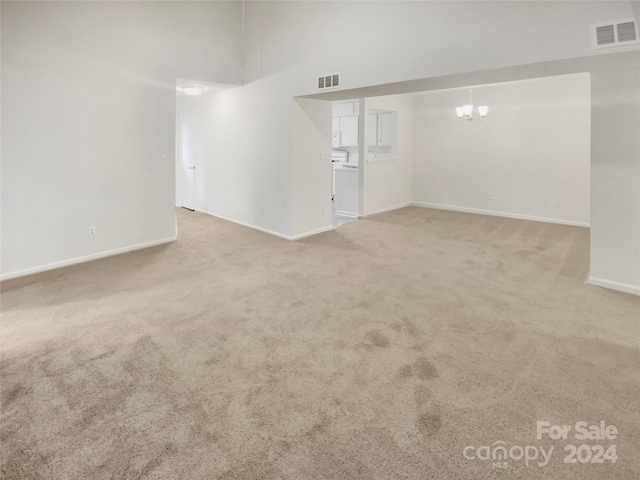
[[176, 110, 196, 210], [331, 99, 360, 227]]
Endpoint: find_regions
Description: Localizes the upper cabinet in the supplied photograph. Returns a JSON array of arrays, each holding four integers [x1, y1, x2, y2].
[[340, 116, 358, 147], [368, 112, 394, 146], [367, 109, 398, 160], [332, 100, 360, 148], [378, 113, 394, 146], [332, 115, 358, 147], [332, 117, 341, 147], [333, 101, 359, 117]]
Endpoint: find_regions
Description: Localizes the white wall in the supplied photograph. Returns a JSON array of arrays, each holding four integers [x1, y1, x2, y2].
[[279, 1, 637, 96], [633, 1, 640, 23], [240, 0, 635, 232], [412, 74, 591, 226], [175, 82, 294, 238], [184, 90, 334, 240], [3, 1, 638, 294], [1, 1, 242, 279], [292, 98, 334, 238], [170, 1, 638, 295], [588, 60, 640, 294], [361, 95, 414, 216], [231, 0, 636, 239]]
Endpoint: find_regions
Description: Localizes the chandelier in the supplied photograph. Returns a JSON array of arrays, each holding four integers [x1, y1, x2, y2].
[[456, 90, 488, 122]]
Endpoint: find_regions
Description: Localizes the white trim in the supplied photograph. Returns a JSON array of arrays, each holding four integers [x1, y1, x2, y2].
[[585, 276, 640, 296], [290, 225, 335, 241], [197, 208, 337, 242], [195, 208, 292, 240], [335, 210, 358, 218], [411, 202, 590, 228], [362, 201, 413, 218], [0, 236, 177, 282]]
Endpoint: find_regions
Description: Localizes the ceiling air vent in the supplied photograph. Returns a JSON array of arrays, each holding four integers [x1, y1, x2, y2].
[[317, 73, 340, 90], [591, 18, 639, 49]]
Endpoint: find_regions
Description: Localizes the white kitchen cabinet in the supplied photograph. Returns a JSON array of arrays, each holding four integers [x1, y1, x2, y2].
[[340, 115, 358, 147], [367, 114, 378, 147], [368, 112, 393, 147], [378, 112, 393, 146], [332, 115, 358, 147], [332, 101, 359, 117], [332, 117, 340, 132], [332, 117, 340, 147]]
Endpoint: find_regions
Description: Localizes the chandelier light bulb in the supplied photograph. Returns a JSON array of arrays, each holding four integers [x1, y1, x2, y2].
[[455, 90, 489, 122]]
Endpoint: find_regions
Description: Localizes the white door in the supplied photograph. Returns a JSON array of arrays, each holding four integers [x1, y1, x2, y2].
[[178, 111, 196, 210]]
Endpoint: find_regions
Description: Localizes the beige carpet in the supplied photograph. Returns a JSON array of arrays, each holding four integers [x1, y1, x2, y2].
[[1, 207, 639, 479]]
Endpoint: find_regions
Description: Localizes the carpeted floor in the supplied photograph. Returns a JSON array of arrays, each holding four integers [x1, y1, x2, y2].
[[1, 207, 639, 479]]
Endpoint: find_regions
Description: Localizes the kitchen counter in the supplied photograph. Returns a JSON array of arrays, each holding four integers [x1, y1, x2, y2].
[[333, 162, 358, 170]]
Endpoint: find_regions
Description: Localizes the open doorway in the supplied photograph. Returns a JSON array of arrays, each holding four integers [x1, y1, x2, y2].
[[175, 79, 204, 212], [174, 79, 238, 215], [328, 97, 405, 226], [331, 99, 360, 227]]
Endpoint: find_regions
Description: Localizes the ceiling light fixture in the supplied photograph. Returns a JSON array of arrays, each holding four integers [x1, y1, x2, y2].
[[182, 86, 204, 96], [456, 90, 488, 122]]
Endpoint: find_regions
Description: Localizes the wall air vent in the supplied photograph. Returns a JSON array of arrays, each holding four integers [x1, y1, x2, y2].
[[317, 73, 340, 90], [617, 21, 637, 42], [591, 18, 639, 49]]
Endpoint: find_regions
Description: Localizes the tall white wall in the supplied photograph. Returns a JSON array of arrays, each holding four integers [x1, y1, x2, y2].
[[221, 0, 636, 240], [186, 89, 333, 240], [412, 74, 591, 226], [362, 95, 414, 216], [292, 98, 334, 238], [176, 82, 294, 238], [588, 59, 640, 294], [276, 0, 637, 96], [177, 1, 638, 294], [633, 1, 640, 23], [3, 1, 638, 294], [238, 0, 634, 236], [1, 1, 242, 279]]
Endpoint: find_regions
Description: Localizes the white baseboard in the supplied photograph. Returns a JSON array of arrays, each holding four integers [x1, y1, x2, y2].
[[335, 210, 358, 218], [195, 208, 293, 240], [411, 202, 590, 228], [1, 236, 177, 282], [198, 208, 338, 242], [362, 201, 413, 218], [291, 225, 335, 241], [585, 276, 640, 296]]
